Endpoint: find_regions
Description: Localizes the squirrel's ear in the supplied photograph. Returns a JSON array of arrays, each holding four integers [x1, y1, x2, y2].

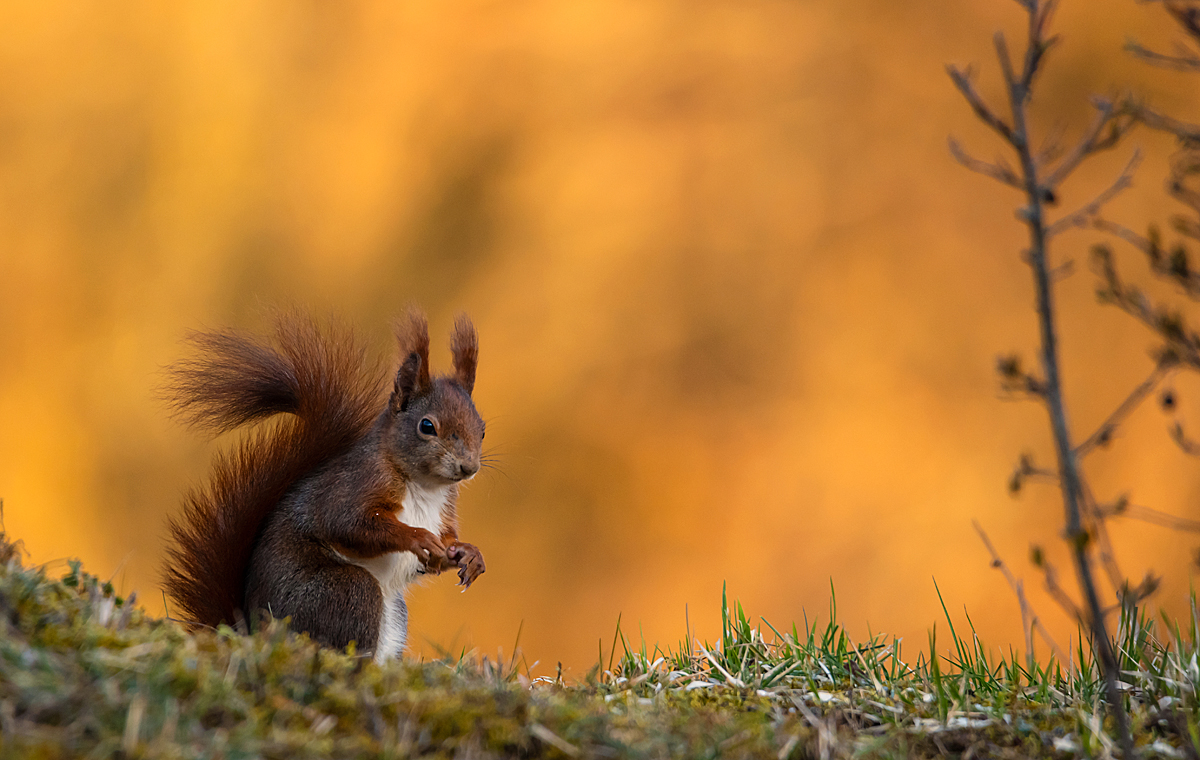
[[450, 315, 478, 395], [390, 351, 423, 413], [391, 311, 431, 412]]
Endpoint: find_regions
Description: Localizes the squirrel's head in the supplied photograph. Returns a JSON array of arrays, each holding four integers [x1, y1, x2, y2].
[[385, 312, 484, 485]]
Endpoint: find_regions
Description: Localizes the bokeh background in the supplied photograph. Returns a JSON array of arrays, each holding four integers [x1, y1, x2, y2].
[[2, 0, 1200, 673]]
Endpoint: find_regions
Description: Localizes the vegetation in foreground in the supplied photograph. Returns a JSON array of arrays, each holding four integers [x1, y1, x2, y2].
[[0, 532, 1197, 759]]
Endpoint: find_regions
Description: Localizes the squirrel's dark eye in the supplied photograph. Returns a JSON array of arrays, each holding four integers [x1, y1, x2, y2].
[[419, 418, 436, 436]]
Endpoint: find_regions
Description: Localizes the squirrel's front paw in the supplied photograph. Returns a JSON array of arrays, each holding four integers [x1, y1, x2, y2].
[[447, 541, 485, 588], [406, 528, 448, 571]]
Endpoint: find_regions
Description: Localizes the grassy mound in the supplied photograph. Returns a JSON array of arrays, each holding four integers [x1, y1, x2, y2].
[[0, 531, 1196, 758]]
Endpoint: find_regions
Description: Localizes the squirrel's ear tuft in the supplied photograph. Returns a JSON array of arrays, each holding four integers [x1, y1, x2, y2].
[[450, 315, 478, 395], [391, 310, 431, 412], [391, 352, 422, 413]]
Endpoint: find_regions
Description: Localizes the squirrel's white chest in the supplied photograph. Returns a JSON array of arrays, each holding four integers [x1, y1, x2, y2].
[[339, 482, 452, 662], [370, 482, 451, 593]]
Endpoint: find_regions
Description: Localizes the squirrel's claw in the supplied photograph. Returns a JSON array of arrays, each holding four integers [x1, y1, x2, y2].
[[451, 542, 485, 589]]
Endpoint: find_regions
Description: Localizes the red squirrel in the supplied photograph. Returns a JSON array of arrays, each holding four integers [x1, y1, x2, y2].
[[163, 311, 486, 662]]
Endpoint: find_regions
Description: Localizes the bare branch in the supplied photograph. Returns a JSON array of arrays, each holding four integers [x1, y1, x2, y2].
[[1139, 104, 1200, 143], [973, 521, 1067, 665], [1041, 558, 1086, 623], [995, 32, 1020, 95], [1075, 358, 1173, 457], [1107, 296, 1200, 368], [1008, 451, 1061, 495], [1024, 1, 1060, 90], [946, 65, 1016, 143], [1093, 232, 1200, 351], [1092, 217, 1152, 252], [1046, 99, 1128, 188], [1171, 420, 1200, 455], [1097, 499, 1200, 532], [1050, 259, 1075, 282], [1092, 514, 1128, 600], [1166, 150, 1200, 221], [1164, 0, 1200, 47], [1078, 480, 1130, 595], [949, 2, 1135, 749], [1126, 40, 1200, 71], [948, 137, 1023, 189], [1047, 150, 1142, 237], [1095, 215, 1200, 302], [1118, 571, 1163, 610], [1022, 467, 1060, 483], [997, 354, 1049, 398]]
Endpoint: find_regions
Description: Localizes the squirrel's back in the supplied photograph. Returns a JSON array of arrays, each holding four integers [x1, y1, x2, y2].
[[163, 315, 383, 627]]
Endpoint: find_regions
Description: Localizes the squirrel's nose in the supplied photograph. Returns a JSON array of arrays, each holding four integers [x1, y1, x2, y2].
[[458, 462, 479, 479]]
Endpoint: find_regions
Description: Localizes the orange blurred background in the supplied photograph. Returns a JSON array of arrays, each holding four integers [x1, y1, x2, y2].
[[2, 0, 1200, 674]]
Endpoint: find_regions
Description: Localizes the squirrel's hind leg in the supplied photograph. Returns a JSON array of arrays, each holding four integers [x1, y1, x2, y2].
[[258, 561, 383, 656]]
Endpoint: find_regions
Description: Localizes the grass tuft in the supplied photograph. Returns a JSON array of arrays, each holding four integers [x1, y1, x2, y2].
[[1, 531, 1197, 758]]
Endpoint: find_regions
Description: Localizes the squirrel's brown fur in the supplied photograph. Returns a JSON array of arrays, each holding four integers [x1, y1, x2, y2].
[[163, 312, 485, 656], [163, 316, 383, 628]]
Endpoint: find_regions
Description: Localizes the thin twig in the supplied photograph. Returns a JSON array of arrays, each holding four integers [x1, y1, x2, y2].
[[1024, 468, 1061, 483], [1095, 254, 1200, 365], [1171, 420, 1200, 455], [1041, 560, 1086, 623], [1139, 104, 1200, 143], [1126, 40, 1200, 72], [948, 137, 1023, 189], [1078, 480, 1128, 597], [947, 65, 1016, 143], [1047, 150, 1142, 237], [1092, 515, 1128, 602], [1092, 217, 1151, 252], [1164, 0, 1200, 46], [1101, 502, 1200, 532], [1043, 100, 1122, 189], [973, 521, 1068, 665], [995, 32, 1020, 94], [1075, 360, 1173, 456]]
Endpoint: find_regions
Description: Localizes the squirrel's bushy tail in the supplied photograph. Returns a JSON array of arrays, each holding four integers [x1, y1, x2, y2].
[[163, 315, 383, 628]]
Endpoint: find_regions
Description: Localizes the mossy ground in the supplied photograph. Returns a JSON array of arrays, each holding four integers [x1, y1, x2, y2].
[[0, 531, 1196, 759]]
